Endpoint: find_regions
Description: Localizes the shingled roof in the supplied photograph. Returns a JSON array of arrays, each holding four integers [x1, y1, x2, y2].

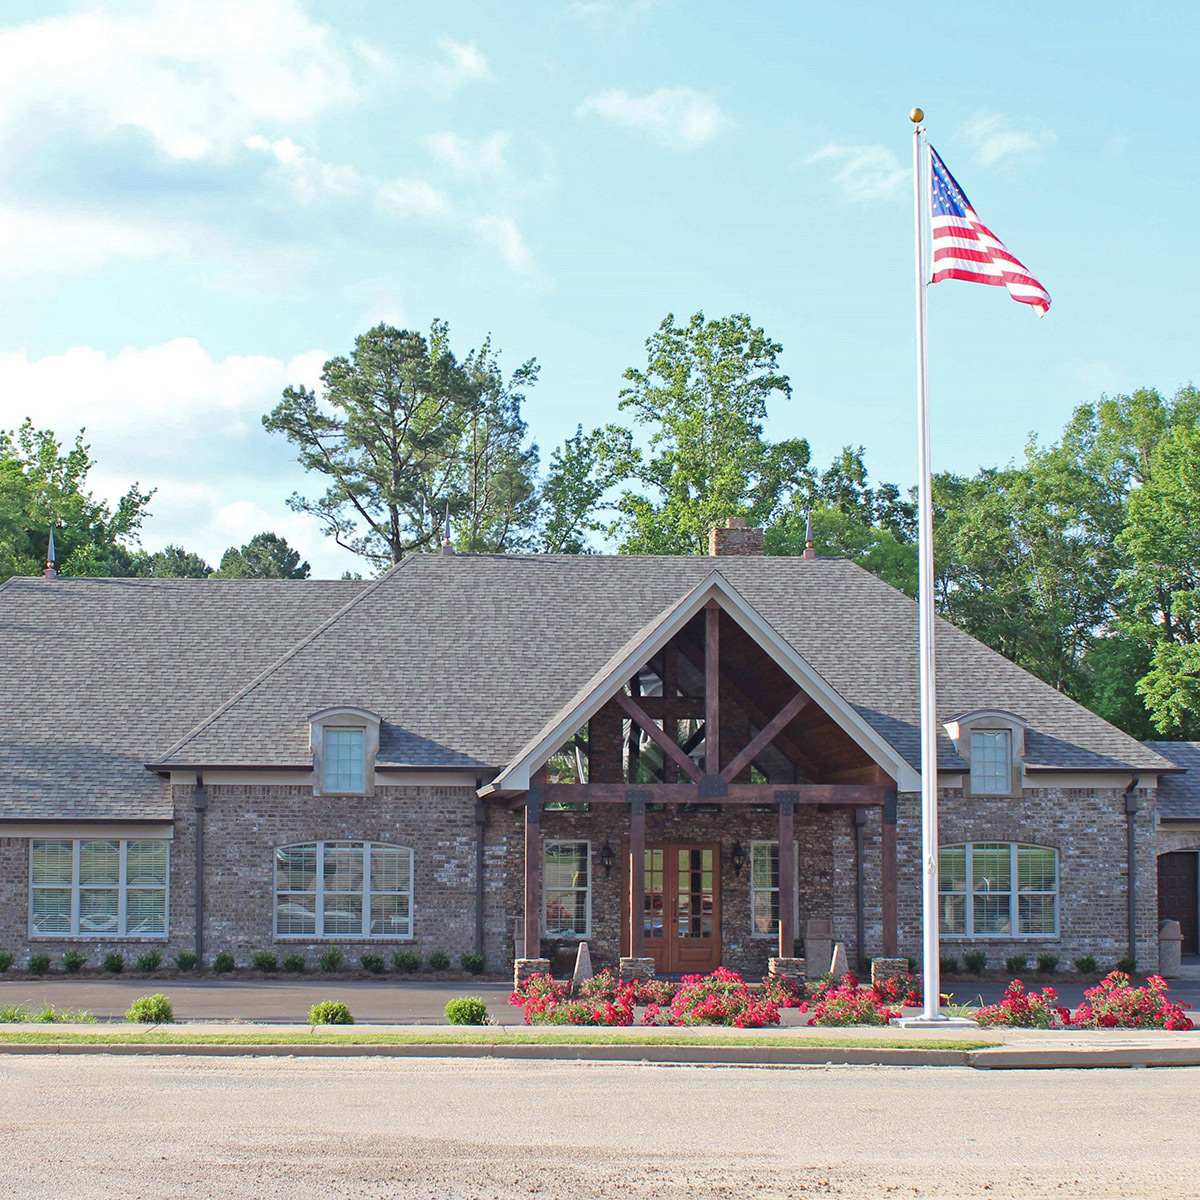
[[1145, 742, 1200, 820], [0, 555, 1174, 822]]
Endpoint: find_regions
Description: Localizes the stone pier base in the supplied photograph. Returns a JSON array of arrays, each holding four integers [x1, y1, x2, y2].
[[514, 958, 552, 989], [870, 957, 910, 985], [618, 956, 656, 982], [768, 957, 806, 981]]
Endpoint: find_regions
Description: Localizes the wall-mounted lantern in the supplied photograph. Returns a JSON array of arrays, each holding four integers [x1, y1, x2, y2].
[[730, 840, 746, 877], [600, 841, 616, 878]]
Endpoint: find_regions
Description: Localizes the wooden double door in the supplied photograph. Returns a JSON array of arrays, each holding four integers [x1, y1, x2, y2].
[[1158, 851, 1199, 954], [623, 842, 721, 974]]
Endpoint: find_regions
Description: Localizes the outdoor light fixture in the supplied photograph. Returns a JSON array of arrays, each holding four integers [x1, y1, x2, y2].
[[600, 841, 615, 877], [730, 841, 746, 877]]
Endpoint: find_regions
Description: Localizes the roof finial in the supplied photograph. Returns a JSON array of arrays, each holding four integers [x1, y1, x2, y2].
[[441, 503, 455, 556], [44, 528, 57, 579], [803, 513, 816, 560]]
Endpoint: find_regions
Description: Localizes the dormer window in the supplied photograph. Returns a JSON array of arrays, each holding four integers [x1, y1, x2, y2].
[[944, 710, 1025, 798], [310, 707, 380, 797]]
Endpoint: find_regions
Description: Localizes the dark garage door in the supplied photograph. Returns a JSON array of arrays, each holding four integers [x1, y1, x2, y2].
[[1158, 851, 1199, 954]]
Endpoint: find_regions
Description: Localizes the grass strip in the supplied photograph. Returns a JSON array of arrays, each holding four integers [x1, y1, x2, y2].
[[0, 1029, 997, 1050]]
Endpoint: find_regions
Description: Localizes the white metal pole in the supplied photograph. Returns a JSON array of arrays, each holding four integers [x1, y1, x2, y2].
[[911, 111, 941, 1021]]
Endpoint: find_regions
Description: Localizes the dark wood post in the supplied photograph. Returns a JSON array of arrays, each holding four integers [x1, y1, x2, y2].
[[523, 770, 545, 959], [628, 792, 647, 958], [776, 792, 796, 959], [705, 601, 720, 775], [881, 792, 898, 958]]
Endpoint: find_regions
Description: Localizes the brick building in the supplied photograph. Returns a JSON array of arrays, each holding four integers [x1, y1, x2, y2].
[[0, 521, 1193, 977]]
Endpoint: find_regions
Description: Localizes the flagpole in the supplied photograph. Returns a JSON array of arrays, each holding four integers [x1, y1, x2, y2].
[[910, 107, 942, 1021]]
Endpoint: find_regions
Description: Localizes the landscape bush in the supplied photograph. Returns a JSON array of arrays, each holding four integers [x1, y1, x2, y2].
[[61, 949, 87, 974], [135, 950, 162, 973], [1004, 954, 1029, 974], [1115, 956, 1138, 974], [392, 950, 421, 972], [318, 948, 343, 973], [174, 951, 197, 972], [126, 993, 175, 1024], [103, 951, 125, 974], [577, 969, 677, 1006], [309, 1000, 354, 1026], [1073, 954, 1098, 974], [427, 950, 451, 971], [939, 956, 959, 975], [963, 951, 988, 974], [806, 975, 897, 1027], [444, 996, 489, 1025], [645, 968, 779, 1028], [0, 951, 12, 973], [974, 980, 1067, 1029], [460, 952, 485, 975], [1070, 972, 1192, 1030], [0, 1002, 96, 1023], [212, 951, 235, 973], [282, 954, 306, 972], [1036, 953, 1059, 973], [360, 953, 385, 974], [759, 973, 806, 1009], [251, 952, 278, 972], [28, 954, 50, 976]]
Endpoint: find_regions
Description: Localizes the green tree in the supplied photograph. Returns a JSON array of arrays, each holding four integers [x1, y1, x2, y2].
[[613, 312, 810, 554], [213, 532, 310, 579], [538, 424, 637, 554], [0, 421, 151, 582], [125, 545, 212, 578]]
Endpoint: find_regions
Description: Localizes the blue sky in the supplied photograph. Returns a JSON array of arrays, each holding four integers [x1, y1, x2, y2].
[[0, 0, 1195, 576]]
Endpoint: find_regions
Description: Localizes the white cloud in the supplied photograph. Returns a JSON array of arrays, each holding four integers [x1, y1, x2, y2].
[[809, 143, 908, 202], [472, 215, 537, 278], [375, 177, 454, 220], [0, 0, 372, 162], [577, 87, 730, 148], [566, 1, 669, 33], [958, 113, 1055, 167], [428, 38, 491, 93], [423, 131, 511, 178]]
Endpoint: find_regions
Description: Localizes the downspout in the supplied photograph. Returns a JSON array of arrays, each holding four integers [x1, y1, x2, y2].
[[193, 771, 207, 963], [854, 808, 868, 971], [474, 783, 486, 959], [1124, 774, 1141, 966]]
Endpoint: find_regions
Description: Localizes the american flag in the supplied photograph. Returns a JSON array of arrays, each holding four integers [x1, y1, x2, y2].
[[929, 145, 1050, 316]]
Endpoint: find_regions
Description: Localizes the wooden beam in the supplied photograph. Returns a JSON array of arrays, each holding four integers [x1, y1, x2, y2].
[[613, 691, 704, 783], [720, 691, 812, 782], [628, 792, 647, 958], [881, 792, 898, 958], [523, 769, 545, 960], [543, 782, 891, 805], [616, 697, 704, 720], [777, 793, 796, 959], [705, 602, 720, 775]]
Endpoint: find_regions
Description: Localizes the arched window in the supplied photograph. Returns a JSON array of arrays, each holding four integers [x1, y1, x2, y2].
[[938, 843, 1057, 937], [274, 841, 413, 939]]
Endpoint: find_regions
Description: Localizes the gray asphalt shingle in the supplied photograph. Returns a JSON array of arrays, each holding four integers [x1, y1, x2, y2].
[[1144, 742, 1200, 819]]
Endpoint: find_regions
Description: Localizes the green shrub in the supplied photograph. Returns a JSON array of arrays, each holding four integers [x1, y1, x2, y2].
[[445, 996, 489, 1025], [963, 950, 987, 974], [126, 993, 174, 1024], [1004, 954, 1029, 974], [360, 952, 385, 974], [174, 950, 197, 972], [135, 950, 162, 973], [61, 949, 87, 974], [392, 949, 421, 972], [428, 949, 451, 971], [1115, 955, 1138, 974], [102, 951, 124, 974], [1036, 953, 1059, 973], [0, 951, 12, 973], [319, 948, 343, 973], [28, 953, 50, 976], [308, 1000, 354, 1026], [905, 957, 917, 974], [252, 952, 278, 972], [460, 952, 485, 975], [282, 953, 306, 972], [1074, 954, 1098, 974], [212, 951, 235, 974], [0, 1002, 96, 1023], [939, 956, 959, 975]]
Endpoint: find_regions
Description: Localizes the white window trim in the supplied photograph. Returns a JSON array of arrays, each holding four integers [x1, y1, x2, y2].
[[749, 840, 801, 939], [28, 839, 170, 940], [938, 842, 1059, 940], [543, 840, 592, 940], [273, 841, 414, 941], [969, 729, 1013, 795]]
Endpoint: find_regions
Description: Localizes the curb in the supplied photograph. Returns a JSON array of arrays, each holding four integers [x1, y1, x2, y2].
[[966, 1045, 1200, 1070]]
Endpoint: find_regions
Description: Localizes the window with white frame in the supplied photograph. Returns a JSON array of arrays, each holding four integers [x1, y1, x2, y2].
[[30, 839, 169, 937], [939, 843, 1057, 937], [969, 730, 1012, 794], [544, 841, 590, 937], [749, 841, 801, 937], [323, 727, 366, 793], [275, 842, 412, 939]]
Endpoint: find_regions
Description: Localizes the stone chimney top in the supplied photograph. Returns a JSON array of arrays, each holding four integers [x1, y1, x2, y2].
[[708, 517, 764, 557]]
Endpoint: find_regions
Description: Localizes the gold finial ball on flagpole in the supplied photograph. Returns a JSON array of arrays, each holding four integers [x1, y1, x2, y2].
[[910, 108, 924, 124]]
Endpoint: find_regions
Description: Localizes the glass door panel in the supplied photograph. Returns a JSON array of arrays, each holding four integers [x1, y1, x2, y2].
[[643, 848, 665, 941], [677, 848, 714, 940]]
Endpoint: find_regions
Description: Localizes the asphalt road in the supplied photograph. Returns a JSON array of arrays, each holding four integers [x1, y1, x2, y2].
[[1, 1056, 1196, 1199]]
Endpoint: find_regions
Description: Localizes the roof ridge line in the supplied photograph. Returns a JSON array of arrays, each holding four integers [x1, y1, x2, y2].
[[150, 558, 412, 765]]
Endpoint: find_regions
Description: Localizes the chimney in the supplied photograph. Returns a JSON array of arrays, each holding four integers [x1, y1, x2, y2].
[[43, 529, 57, 579], [708, 516, 764, 557], [803, 513, 816, 559]]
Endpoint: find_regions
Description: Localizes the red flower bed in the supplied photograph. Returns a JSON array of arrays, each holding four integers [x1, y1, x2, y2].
[[643, 967, 780, 1028], [759, 973, 806, 1009], [806, 974, 898, 1026], [577, 968, 677, 1006], [511, 973, 634, 1025], [1069, 972, 1193, 1031], [974, 980, 1068, 1029]]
